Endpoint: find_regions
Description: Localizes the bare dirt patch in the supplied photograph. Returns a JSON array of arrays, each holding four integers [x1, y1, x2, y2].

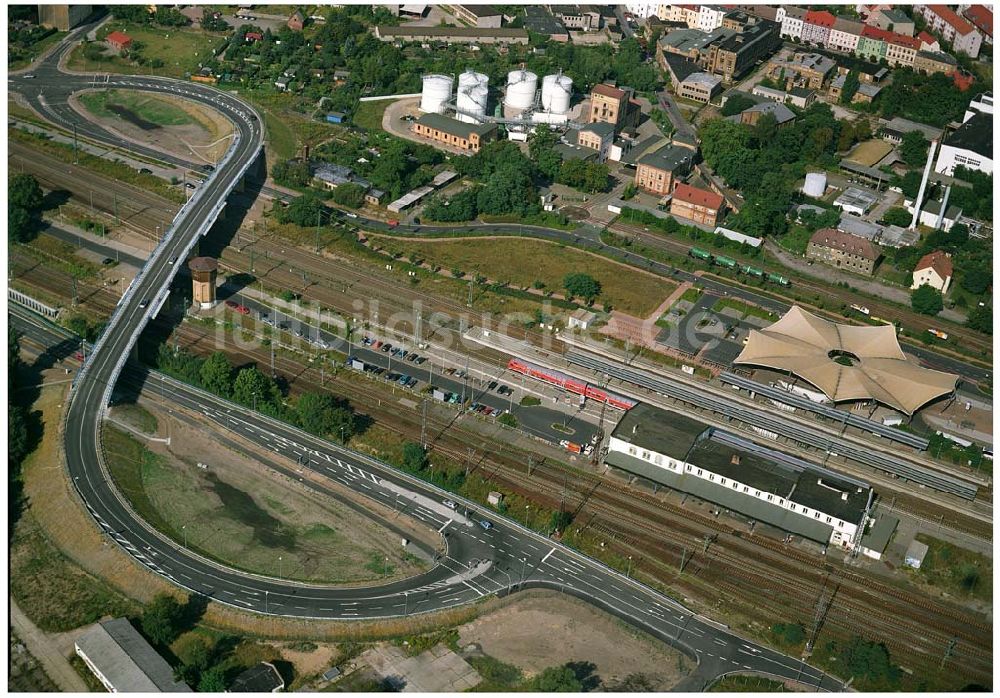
[[71, 89, 235, 164], [457, 590, 692, 689]]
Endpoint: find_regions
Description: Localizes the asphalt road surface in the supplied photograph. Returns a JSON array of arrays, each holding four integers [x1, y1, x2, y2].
[[7, 24, 848, 687], [11, 303, 843, 691]]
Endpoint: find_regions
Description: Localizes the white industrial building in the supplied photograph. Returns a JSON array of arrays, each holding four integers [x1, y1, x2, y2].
[[935, 111, 993, 176], [833, 187, 879, 216], [605, 403, 873, 549]]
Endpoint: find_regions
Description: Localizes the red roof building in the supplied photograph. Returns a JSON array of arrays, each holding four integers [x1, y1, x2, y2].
[[245, 31, 263, 42], [105, 30, 132, 51], [287, 8, 305, 31], [803, 10, 836, 28], [912, 250, 954, 293], [924, 5, 975, 35], [670, 183, 725, 226], [963, 4, 993, 40], [917, 30, 940, 50]]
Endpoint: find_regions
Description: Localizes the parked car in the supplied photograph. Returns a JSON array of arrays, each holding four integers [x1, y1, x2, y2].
[[487, 381, 498, 391], [381, 343, 393, 352], [225, 300, 239, 309], [373, 340, 383, 349], [442, 499, 457, 510], [415, 356, 427, 365]]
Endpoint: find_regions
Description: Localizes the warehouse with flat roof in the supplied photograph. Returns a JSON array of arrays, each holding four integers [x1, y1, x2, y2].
[[75, 618, 191, 692], [605, 403, 873, 548]]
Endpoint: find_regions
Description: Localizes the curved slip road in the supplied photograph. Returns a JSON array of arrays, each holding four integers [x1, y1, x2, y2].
[[9, 25, 845, 689]]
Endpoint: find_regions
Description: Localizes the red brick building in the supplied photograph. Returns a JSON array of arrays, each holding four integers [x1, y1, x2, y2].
[[287, 9, 305, 31], [105, 30, 133, 52], [670, 183, 725, 226]]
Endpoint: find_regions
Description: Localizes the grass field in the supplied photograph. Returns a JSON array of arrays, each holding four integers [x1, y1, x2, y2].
[[712, 297, 777, 321], [376, 237, 675, 317], [68, 22, 225, 79], [913, 534, 991, 603], [352, 100, 391, 131], [103, 424, 426, 584], [78, 89, 196, 127], [11, 416, 137, 632]]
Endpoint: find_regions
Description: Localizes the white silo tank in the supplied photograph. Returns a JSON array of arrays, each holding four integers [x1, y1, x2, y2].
[[420, 74, 453, 114], [505, 69, 538, 111], [458, 69, 489, 92], [457, 84, 488, 123], [541, 73, 573, 114], [803, 172, 827, 198]]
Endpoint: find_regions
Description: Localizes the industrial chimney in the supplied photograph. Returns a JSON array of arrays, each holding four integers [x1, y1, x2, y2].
[[909, 138, 938, 230]]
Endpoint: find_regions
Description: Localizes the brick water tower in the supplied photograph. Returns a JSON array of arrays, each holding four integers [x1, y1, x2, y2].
[[188, 257, 219, 309]]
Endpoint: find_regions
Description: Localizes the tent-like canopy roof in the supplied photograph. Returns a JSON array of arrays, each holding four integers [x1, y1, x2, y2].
[[734, 306, 957, 415]]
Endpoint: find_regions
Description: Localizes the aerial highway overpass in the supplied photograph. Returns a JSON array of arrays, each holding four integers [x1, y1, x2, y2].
[[8, 27, 847, 689]]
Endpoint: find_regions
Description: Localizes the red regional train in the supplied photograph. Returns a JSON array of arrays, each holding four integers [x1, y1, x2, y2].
[[507, 358, 637, 410]]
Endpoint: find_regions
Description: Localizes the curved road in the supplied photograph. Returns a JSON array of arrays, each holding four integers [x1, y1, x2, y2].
[[9, 25, 845, 689]]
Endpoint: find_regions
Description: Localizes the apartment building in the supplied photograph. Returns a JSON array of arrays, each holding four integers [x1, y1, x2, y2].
[[705, 19, 782, 81], [777, 6, 807, 40], [807, 228, 880, 276], [451, 4, 504, 28], [800, 9, 836, 45], [697, 4, 728, 32], [768, 52, 836, 89], [911, 250, 953, 294], [867, 8, 915, 35], [670, 183, 725, 225], [915, 5, 982, 57], [575, 122, 615, 161], [962, 5, 992, 46], [828, 17, 864, 52], [590, 83, 641, 130], [634, 144, 695, 196], [677, 72, 723, 102]]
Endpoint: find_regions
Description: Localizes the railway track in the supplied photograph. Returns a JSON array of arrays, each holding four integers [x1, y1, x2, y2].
[[608, 221, 992, 361]]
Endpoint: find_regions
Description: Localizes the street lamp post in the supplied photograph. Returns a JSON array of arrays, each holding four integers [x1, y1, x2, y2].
[[182, 525, 187, 548], [627, 555, 633, 578], [278, 556, 283, 578], [264, 589, 268, 614], [520, 557, 527, 584], [403, 591, 409, 616]]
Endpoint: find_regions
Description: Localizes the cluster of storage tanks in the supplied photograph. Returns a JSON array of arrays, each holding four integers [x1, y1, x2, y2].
[[419, 69, 573, 123]]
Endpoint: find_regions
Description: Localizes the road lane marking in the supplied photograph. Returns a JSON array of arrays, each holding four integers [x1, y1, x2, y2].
[[541, 547, 556, 563]]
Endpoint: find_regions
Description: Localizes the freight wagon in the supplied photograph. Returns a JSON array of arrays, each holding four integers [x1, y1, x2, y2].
[[506, 358, 636, 410], [687, 248, 791, 287]]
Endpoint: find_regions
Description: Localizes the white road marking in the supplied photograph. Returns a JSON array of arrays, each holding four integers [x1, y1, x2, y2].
[[541, 547, 556, 563]]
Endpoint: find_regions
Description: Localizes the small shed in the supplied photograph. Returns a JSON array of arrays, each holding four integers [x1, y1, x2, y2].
[[230, 662, 285, 693], [860, 513, 899, 561], [325, 112, 346, 124], [904, 539, 929, 569], [487, 491, 504, 506], [567, 308, 597, 330]]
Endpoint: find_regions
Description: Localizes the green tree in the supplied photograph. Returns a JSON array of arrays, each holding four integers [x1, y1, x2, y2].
[[197, 667, 227, 692], [839, 70, 860, 105], [401, 442, 428, 471], [271, 159, 312, 188], [331, 182, 367, 209], [232, 366, 281, 409], [9, 205, 33, 243], [911, 284, 943, 315], [880, 207, 912, 227], [529, 665, 583, 692], [527, 124, 562, 180], [960, 266, 991, 295], [296, 392, 356, 440], [277, 193, 326, 227], [899, 131, 929, 167], [721, 94, 756, 117], [199, 352, 233, 398], [9, 173, 44, 211], [497, 412, 518, 428], [771, 622, 806, 646], [967, 304, 992, 334], [563, 273, 601, 303], [141, 595, 184, 647]]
